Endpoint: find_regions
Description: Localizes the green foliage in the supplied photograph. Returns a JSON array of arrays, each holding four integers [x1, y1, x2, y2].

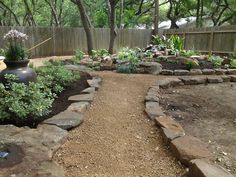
[[184, 60, 199, 70], [35, 61, 80, 94], [169, 35, 184, 51], [72, 49, 85, 64], [0, 74, 54, 121], [5, 43, 25, 61], [208, 55, 224, 68], [0, 48, 4, 56], [91, 49, 110, 60], [117, 64, 135, 73], [230, 60, 236, 68], [180, 50, 200, 57]]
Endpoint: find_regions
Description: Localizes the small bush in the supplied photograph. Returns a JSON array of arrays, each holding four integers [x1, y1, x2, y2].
[[208, 55, 223, 68], [91, 49, 110, 60], [230, 60, 236, 68], [72, 49, 85, 64]]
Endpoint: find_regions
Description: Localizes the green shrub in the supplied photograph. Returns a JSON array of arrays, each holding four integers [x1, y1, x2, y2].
[[0, 74, 54, 121], [230, 60, 236, 68], [180, 50, 200, 57], [91, 49, 110, 60], [72, 49, 85, 64], [184, 60, 199, 70], [117, 64, 135, 73], [208, 55, 223, 68], [35, 61, 80, 93], [169, 35, 184, 51], [5, 43, 25, 61]]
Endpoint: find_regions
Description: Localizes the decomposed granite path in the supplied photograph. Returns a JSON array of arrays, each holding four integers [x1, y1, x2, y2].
[[53, 71, 185, 177]]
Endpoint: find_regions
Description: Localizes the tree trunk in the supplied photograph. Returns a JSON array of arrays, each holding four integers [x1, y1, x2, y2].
[[71, 0, 93, 55], [196, 0, 200, 28], [108, 0, 118, 54], [153, 0, 159, 36]]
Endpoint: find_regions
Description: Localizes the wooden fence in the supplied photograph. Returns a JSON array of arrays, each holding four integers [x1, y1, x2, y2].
[[0, 26, 236, 58], [163, 25, 236, 54], [0, 26, 152, 58]]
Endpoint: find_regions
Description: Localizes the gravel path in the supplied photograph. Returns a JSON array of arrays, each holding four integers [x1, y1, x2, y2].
[[53, 72, 184, 177]]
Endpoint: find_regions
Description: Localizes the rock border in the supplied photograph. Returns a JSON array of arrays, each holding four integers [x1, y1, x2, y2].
[[145, 75, 235, 177], [0, 75, 102, 177]]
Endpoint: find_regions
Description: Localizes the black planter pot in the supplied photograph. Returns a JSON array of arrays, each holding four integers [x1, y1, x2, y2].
[[0, 59, 37, 85]]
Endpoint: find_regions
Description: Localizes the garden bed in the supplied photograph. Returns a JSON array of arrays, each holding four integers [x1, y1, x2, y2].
[[160, 83, 236, 175]]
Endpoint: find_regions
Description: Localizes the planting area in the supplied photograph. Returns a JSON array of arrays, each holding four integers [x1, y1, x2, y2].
[[160, 83, 236, 175]]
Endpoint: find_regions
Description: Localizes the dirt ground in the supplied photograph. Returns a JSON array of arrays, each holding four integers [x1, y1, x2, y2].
[[53, 72, 185, 177], [160, 83, 236, 175]]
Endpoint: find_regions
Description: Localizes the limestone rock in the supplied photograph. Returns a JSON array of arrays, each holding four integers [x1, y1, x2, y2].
[[155, 116, 184, 131], [188, 159, 234, 177], [42, 111, 84, 130], [215, 68, 227, 75], [81, 87, 96, 94], [221, 75, 232, 82], [161, 69, 174, 75], [231, 76, 236, 82], [179, 76, 207, 85], [138, 62, 162, 75], [207, 76, 223, 83], [170, 136, 212, 166], [157, 78, 183, 89], [145, 102, 165, 120], [227, 69, 236, 75], [202, 69, 215, 75], [161, 127, 185, 144], [174, 70, 189, 76], [68, 93, 94, 103], [67, 102, 90, 113], [190, 69, 202, 75]]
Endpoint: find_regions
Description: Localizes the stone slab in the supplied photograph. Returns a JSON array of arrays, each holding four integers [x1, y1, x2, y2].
[[161, 69, 174, 75], [231, 75, 236, 82], [190, 69, 202, 75], [68, 93, 94, 102], [179, 76, 207, 85], [157, 78, 183, 89], [42, 111, 84, 130], [221, 75, 232, 82], [227, 69, 236, 75], [67, 102, 90, 113], [215, 69, 227, 75], [188, 159, 234, 177], [170, 135, 212, 166], [145, 102, 165, 120], [202, 69, 215, 75], [155, 116, 184, 131], [81, 87, 96, 94], [207, 76, 223, 83], [145, 92, 160, 102], [138, 62, 162, 75], [174, 70, 190, 76], [161, 127, 185, 144]]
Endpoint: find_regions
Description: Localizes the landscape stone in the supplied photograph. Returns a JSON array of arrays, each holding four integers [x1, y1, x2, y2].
[[42, 111, 84, 130], [68, 93, 94, 102], [80, 58, 93, 66], [67, 102, 90, 113], [81, 87, 96, 94], [145, 93, 159, 102], [202, 69, 215, 75], [155, 116, 184, 131], [87, 76, 102, 90], [190, 69, 202, 75], [161, 69, 174, 75], [138, 62, 162, 75], [161, 127, 185, 144], [174, 70, 189, 76], [145, 102, 165, 120], [207, 76, 223, 83], [188, 159, 234, 177], [231, 76, 236, 82], [170, 135, 212, 166], [157, 78, 183, 89], [64, 64, 92, 72], [221, 75, 232, 82], [215, 68, 227, 75], [179, 76, 207, 85], [227, 69, 236, 75]]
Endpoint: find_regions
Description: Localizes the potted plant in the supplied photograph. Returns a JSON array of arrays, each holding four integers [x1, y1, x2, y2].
[[0, 29, 37, 84]]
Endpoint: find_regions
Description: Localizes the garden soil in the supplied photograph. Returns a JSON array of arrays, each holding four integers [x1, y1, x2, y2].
[[160, 83, 236, 175], [53, 72, 185, 177]]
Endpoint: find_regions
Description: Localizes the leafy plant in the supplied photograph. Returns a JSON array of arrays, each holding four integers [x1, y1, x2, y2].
[[230, 60, 236, 68], [180, 50, 200, 57], [0, 48, 4, 56], [184, 60, 199, 70], [72, 49, 85, 64], [117, 64, 135, 73], [91, 49, 110, 60], [169, 35, 184, 51], [208, 55, 223, 68]]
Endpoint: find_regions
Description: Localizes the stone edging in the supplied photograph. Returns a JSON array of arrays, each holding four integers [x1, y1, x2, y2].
[[0, 75, 102, 177], [145, 75, 235, 177], [161, 68, 236, 76]]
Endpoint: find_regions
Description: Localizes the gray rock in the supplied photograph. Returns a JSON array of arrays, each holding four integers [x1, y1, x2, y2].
[[67, 102, 90, 113], [221, 75, 232, 82], [174, 70, 189, 76], [215, 68, 227, 75], [145, 93, 159, 102], [161, 127, 185, 144], [81, 87, 96, 94], [68, 93, 94, 103], [179, 76, 207, 85], [155, 116, 184, 131], [157, 78, 183, 89], [87, 76, 102, 90], [227, 69, 236, 75], [138, 62, 162, 75], [207, 76, 223, 83], [190, 69, 202, 75], [161, 69, 174, 75], [170, 136, 212, 166], [145, 102, 165, 120], [189, 159, 234, 177], [42, 111, 84, 130], [202, 69, 215, 75], [64, 64, 92, 72]]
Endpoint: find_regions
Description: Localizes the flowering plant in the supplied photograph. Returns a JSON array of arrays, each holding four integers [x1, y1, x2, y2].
[[3, 30, 28, 61]]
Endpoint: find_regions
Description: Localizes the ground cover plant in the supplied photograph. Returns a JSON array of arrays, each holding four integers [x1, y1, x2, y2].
[[0, 60, 81, 127]]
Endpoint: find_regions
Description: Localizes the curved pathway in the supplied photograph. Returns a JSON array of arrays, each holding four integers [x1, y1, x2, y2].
[[53, 72, 184, 177]]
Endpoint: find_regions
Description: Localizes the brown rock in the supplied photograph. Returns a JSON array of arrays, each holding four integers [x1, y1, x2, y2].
[[221, 75, 232, 82], [155, 116, 184, 132], [157, 78, 183, 89], [161, 127, 185, 144], [68, 93, 94, 102], [231, 75, 236, 82], [188, 159, 234, 177], [170, 136, 212, 166], [202, 69, 215, 75], [190, 69, 202, 75], [145, 102, 165, 120], [215, 68, 227, 75], [179, 76, 207, 85], [174, 70, 190, 76], [207, 76, 223, 83], [227, 69, 236, 75], [161, 69, 174, 75]]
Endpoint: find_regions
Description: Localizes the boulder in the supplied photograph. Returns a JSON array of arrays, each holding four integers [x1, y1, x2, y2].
[[67, 102, 90, 113], [170, 136, 212, 166], [145, 102, 165, 120], [138, 62, 162, 75], [188, 159, 234, 177]]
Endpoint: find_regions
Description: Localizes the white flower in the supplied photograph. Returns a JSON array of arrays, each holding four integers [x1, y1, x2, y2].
[[3, 29, 28, 41]]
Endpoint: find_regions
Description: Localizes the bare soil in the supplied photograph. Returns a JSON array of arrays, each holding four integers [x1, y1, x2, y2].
[[160, 83, 236, 175], [53, 72, 185, 177]]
